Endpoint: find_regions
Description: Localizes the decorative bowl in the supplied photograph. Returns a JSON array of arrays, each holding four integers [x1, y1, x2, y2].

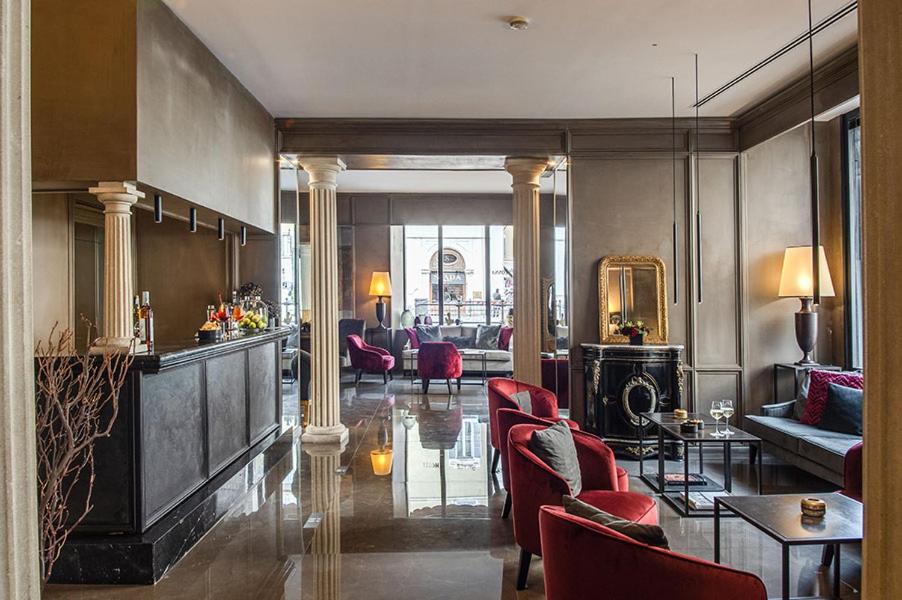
[[800, 497, 827, 518]]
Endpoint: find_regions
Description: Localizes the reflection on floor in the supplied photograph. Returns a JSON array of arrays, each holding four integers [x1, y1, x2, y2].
[[45, 379, 861, 599]]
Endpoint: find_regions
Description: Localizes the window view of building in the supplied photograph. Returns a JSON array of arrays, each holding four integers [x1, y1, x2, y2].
[[845, 111, 863, 370], [404, 225, 513, 326]]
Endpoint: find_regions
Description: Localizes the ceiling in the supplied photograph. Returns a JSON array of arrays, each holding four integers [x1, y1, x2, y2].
[[164, 0, 857, 119]]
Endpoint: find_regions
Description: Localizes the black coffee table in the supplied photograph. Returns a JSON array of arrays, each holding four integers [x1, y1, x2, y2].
[[639, 412, 763, 517], [714, 493, 863, 600]]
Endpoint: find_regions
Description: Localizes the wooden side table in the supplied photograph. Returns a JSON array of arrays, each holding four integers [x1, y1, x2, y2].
[[773, 363, 841, 404]]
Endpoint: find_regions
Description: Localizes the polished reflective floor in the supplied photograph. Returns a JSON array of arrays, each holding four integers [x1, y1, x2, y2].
[[45, 377, 861, 599]]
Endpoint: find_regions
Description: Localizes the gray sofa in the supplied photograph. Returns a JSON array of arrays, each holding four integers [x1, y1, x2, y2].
[[401, 325, 513, 375], [744, 397, 861, 486]]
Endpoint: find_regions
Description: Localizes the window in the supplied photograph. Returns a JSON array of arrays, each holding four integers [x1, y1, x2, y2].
[[403, 225, 512, 325], [843, 110, 863, 370]]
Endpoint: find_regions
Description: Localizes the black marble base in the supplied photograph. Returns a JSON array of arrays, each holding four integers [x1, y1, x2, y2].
[[50, 429, 295, 585]]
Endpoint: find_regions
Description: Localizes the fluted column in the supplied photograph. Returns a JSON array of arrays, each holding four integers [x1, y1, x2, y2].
[[89, 181, 144, 352], [298, 157, 349, 446], [0, 0, 42, 594], [505, 157, 549, 386], [308, 449, 342, 600]]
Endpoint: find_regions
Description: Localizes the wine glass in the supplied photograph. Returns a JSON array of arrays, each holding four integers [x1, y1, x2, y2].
[[709, 400, 724, 437], [721, 399, 735, 435]]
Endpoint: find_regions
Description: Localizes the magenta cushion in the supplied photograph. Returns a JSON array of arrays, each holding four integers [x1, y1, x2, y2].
[[498, 326, 514, 351], [801, 370, 864, 425], [405, 327, 420, 349]]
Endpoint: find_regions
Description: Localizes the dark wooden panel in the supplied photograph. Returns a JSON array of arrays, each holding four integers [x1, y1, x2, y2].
[[205, 351, 248, 474], [141, 363, 206, 525], [248, 342, 278, 442]]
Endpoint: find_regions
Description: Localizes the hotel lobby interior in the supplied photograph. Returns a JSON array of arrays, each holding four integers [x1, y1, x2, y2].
[[3, 0, 902, 598]]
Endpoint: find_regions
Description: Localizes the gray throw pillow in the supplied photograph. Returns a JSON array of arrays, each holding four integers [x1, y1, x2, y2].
[[476, 324, 501, 350], [415, 325, 442, 343], [511, 390, 533, 414], [793, 370, 813, 421], [563, 495, 669, 549], [527, 420, 582, 496]]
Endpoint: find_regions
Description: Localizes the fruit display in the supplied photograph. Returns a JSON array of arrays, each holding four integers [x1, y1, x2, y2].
[[199, 321, 219, 332], [239, 310, 268, 332]]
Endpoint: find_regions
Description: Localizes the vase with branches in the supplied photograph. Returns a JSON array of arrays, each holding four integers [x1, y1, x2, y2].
[[34, 323, 133, 583]]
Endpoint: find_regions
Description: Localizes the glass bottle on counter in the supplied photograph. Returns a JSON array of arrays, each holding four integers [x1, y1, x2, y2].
[[139, 291, 155, 351], [133, 295, 142, 340]]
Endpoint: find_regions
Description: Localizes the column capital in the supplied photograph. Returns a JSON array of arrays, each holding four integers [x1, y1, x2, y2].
[[89, 181, 144, 212], [298, 156, 346, 187], [505, 157, 551, 187]]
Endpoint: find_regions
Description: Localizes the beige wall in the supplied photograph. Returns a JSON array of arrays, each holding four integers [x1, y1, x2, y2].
[[31, 194, 73, 345], [742, 121, 845, 414]]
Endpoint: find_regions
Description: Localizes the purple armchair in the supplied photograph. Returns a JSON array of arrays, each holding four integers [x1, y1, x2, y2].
[[417, 342, 463, 394], [347, 334, 395, 384]]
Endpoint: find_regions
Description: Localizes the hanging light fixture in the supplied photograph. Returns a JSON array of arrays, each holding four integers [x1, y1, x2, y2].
[[188, 207, 197, 232], [153, 193, 163, 223], [807, 0, 822, 305], [671, 76, 679, 305], [217, 217, 225, 241], [694, 53, 703, 304], [240, 226, 247, 246]]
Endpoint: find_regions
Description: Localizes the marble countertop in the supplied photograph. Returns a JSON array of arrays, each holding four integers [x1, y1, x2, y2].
[[131, 327, 291, 373]]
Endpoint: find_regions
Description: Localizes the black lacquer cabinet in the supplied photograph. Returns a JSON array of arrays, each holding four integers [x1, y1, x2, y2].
[[582, 343, 684, 458]]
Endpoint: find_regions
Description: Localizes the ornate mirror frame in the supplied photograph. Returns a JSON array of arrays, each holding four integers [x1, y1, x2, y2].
[[597, 255, 668, 344]]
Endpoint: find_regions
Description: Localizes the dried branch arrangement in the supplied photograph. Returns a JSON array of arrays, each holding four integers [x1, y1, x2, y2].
[[34, 324, 133, 582]]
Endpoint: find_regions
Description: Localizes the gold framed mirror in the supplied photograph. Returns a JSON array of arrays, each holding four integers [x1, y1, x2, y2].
[[598, 256, 668, 344]]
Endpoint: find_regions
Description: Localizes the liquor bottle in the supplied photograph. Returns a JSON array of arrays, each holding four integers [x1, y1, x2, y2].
[[140, 291, 155, 352], [133, 295, 142, 339]]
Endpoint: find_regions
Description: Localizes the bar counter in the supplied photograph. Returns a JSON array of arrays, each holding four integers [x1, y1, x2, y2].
[[78, 327, 290, 535]]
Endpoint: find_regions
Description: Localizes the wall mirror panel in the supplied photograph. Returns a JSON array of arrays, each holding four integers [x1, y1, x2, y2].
[[598, 255, 668, 344]]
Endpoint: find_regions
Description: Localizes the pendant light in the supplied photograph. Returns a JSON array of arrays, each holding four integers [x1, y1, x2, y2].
[[807, 0, 822, 305], [153, 193, 163, 223], [671, 76, 679, 305], [694, 53, 703, 304], [217, 217, 225, 241], [188, 207, 197, 232]]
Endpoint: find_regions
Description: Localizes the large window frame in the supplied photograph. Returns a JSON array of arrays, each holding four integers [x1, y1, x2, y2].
[[841, 108, 863, 370]]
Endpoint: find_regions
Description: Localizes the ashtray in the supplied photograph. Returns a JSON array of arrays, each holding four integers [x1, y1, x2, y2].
[[800, 497, 826, 518]]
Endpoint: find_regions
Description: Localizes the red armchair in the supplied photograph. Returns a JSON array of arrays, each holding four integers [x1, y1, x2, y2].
[[496, 408, 581, 519], [417, 342, 463, 394], [346, 334, 395, 384], [508, 422, 656, 589], [539, 505, 767, 600], [823, 441, 863, 566], [488, 378, 563, 473]]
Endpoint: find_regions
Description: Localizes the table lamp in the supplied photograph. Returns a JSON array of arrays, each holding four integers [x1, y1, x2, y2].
[[778, 245, 834, 365], [369, 271, 392, 329]]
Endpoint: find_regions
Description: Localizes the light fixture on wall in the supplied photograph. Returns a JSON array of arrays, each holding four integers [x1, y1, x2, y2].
[[217, 218, 225, 241], [671, 76, 679, 305], [369, 271, 392, 329], [779, 245, 835, 364], [153, 194, 163, 223], [806, 0, 823, 305], [240, 226, 247, 246], [189, 207, 197, 232]]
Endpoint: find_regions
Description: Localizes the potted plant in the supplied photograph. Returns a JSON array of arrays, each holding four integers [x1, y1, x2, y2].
[[617, 320, 650, 346]]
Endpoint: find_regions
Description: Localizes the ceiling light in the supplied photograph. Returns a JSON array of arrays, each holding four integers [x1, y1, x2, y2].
[[508, 16, 529, 31]]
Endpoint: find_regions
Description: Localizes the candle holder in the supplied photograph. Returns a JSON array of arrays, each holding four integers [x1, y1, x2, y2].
[[800, 497, 826, 518]]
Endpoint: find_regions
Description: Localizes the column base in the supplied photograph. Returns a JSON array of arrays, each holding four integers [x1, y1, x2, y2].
[[89, 337, 142, 354], [302, 423, 349, 448]]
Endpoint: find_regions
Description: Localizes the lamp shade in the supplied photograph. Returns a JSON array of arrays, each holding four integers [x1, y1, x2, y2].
[[369, 271, 392, 297], [778, 246, 835, 298]]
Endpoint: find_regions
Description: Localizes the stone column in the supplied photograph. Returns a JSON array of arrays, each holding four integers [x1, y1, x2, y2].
[[88, 181, 144, 352], [505, 157, 549, 386], [860, 1, 902, 597], [298, 157, 349, 446], [0, 0, 42, 594], [308, 449, 342, 600]]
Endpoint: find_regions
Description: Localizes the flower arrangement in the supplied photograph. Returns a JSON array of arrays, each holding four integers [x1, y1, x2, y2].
[[617, 320, 649, 339]]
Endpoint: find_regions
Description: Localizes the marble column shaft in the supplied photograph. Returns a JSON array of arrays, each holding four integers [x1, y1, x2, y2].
[[310, 451, 342, 600], [506, 157, 549, 387], [298, 157, 349, 445], [0, 0, 42, 594], [88, 181, 144, 350]]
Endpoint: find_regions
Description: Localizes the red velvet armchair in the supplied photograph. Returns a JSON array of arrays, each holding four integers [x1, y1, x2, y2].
[[417, 342, 463, 394], [495, 408, 581, 519], [507, 423, 656, 589], [823, 441, 863, 566], [539, 505, 767, 600], [346, 334, 395, 384], [488, 378, 563, 473]]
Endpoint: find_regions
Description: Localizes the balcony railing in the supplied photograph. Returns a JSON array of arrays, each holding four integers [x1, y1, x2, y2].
[[413, 300, 511, 325]]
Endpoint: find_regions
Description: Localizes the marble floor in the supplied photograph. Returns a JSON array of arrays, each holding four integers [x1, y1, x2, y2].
[[45, 377, 861, 599]]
